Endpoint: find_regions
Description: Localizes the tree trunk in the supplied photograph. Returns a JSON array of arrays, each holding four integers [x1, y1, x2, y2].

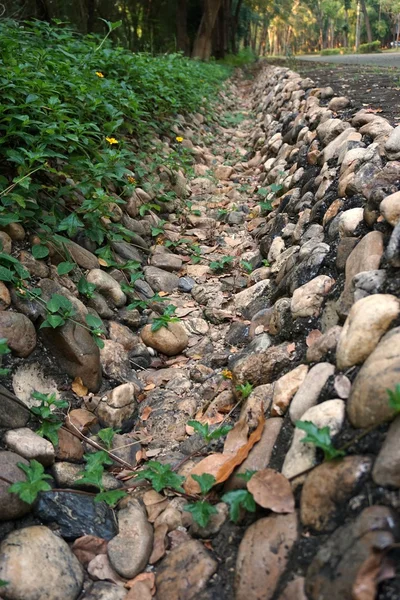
[[360, 0, 372, 42], [192, 0, 223, 60], [231, 0, 243, 54], [176, 0, 189, 54], [86, 0, 96, 33]]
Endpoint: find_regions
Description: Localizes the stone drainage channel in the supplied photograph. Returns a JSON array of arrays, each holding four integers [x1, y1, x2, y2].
[[1, 65, 400, 600]]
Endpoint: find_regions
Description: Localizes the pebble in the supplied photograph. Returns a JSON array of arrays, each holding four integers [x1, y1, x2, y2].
[[306, 325, 341, 362], [107, 499, 153, 579], [0, 451, 31, 520], [0, 525, 84, 600], [289, 362, 335, 423], [108, 322, 139, 351], [290, 275, 335, 319], [380, 190, 400, 226], [0, 282, 11, 310], [0, 384, 30, 429], [99, 340, 133, 383], [144, 266, 179, 292], [34, 491, 118, 540], [82, 582, 127, 600], [0, 311, 36, 357], [283, 399, 345, 480], [141, 321, 188, 356], [336, 294, 399, 370], [235, 513, 298, 600], [271, 364, 309, 416], [51, 461, 121, 491], [150, 252, 182, 272], [178, 276, 195, 292], [300, 456, 372, 531], [277, 578, 307, 600], [4, 427, 55, 466], [231, 339, 295, 387], [155, 539, 217, 600], [86, 269, 127, 307], [372, 415, 400, 487], [55, 428, 84, 462], [384, 124, 400, 160], [347, 326, 400, 427], [86, 382, 137, 431]]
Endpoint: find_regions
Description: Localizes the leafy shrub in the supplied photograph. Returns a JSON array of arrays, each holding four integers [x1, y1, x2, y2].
[[358, 40, 381, 53], [320, 48, 341, 55], [219, 47, 256, 67]]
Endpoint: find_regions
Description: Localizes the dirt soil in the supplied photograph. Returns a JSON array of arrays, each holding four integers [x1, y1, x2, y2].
[[264, 58, 400, 125]]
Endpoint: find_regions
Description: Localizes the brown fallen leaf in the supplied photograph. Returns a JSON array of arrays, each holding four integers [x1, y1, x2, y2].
[[247, 468, 295, 513], [184, 454, 230, 494], [87, 553, 126, 585], [71, 376, 88, 397], [72, 535, 107, 567], [223, 420, 249, 454], [306, 330, 322, 348], [143, 383, 156, 392], [141, 406, 153, 420], [143, 490, 169, 522], [149, 522, 169, 564], [98, 258, 108, 267], [352, 549, 395, 600], [125, 572, 156, 592]]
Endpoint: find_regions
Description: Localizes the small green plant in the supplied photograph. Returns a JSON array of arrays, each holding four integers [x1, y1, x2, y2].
[[139, 202, 161, 217], [56, 261, 75, 276], [0, 338, 11, 376], [257, 182, 282, 213], [0, 580, 8, 588], [236, 382, 254, 399], [387, 385, 400, 413], [85, 314, 105, 349], [31, 391, 68, 446], [151, 220, 167, 237], [262, 259, 270, 267], [135, 460, 185, 493], [221, 489, 256, 522], [210, 255, 234, 272], [77, 277, 97, 299], [151, 304, 180, 332], [184, 473, 218, 527], [240, 260, 253, 274], [188, 420, 232, 443], [217, 208, 228, 221], [9, 459, 52, 504], [189, 243, 202, 264], [40, 294, 76, 329], [296, 421, 345, 461]]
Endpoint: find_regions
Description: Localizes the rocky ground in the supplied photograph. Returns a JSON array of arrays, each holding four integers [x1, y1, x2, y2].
[[1, 63, 400, 600]]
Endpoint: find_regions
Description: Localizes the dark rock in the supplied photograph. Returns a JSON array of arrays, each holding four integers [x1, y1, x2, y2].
[[179, 276, 196, 293], [111, 241, 144, 264], [0, 384, 30, 429], [34, 491, 117, 541], [225, 322, 250, 347], [336, 237, 358, 271]]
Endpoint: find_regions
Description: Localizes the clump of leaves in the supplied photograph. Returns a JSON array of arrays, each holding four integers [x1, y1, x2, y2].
[[9, 459, 52, 504], [31, 391, 68, 446], [189, 243, 202, 264], [257, 182, 283, 213], [240, 260, 253, 274], [135, 460, 185, 493], [151, 305, 180, 332], [387, 384, 400, 413], [40, 294, 75, 329], [221, 488, 256, 522], [210, 255, 234, 272], [0, 338, 10, 376], [184, 473, 218, 527], [151, 219, 167, 237], [85, 314, 105, 349], [77, 277, 97, 299], [296, 421, 345, 461], [188, 420, 232, 443], [236, 382, 254, 399]]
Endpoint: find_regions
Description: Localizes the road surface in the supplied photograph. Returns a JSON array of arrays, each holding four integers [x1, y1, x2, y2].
[[296, 52, 400, 68]]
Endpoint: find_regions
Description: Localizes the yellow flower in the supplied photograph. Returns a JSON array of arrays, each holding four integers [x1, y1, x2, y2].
[[221, 369, 233, 380], [127, 176, 136, 184], [106, 137, 119, 145], [95, 71, 104, 78], [176, 136, 184, 143]]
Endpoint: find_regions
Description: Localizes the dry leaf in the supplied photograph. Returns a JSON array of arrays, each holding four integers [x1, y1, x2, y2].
[[98, 258, 108, 267], [352, 549, 395, 600], [306, 330, 322, 348], [72, 535, 107, 567], [144, 383, 156, 392], [149, 523, 169, 564], [143, 490, 169, 522], [87, 554, 126, 585], [247, 468, 295, 513], [184, 454, 230, 494], [141, 406, 153, 420], [158, 291, 169, 297], [71, 377, 88, 397], [223, 420, 249, 454]]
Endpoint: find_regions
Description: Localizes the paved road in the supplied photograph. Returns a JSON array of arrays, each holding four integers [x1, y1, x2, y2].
[[296, 52, 400, 68]]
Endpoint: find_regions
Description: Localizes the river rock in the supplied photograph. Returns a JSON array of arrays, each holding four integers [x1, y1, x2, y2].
[[384, 124, 400, 160], [317, 118, 350, 145], [271, 364, 309, 416], [0, 525, 84, 600], [235, 513, 298, 600], [87, 270, 126, 307], [56, 428, 84, 462], [0, 384, 30, 428], [155, 539, 217, 600], [336, 294, 399, 370], [338, 207, 364, 237], [4, 428, 55, 466], [87, 382, 137, 431], [305, 506, 399, 600], [0, 451, 31, 520], [328, 96, 350, 111], [291, 275, 334, 319], [141, 322, 188, 356], [100, 340, 133, 383], [82, 582, 127, 600], [306, 326, 341, 363], [289, 362, 335, 423], [0, 311, 36, 357], [283, 399, 345, 480], [108, 321, 139, 351], [144, 266, 179, 292], [380, 190, 400, 226], [51, 462, 120, 491], [347, 327, 400, 427], [300, 456, 372, 532], [372, 415, 400, 487], [277, 578, 307, 600], [231, 338, 295, 386], [107, 499, 153, 579], [150, 252, 182, 272], [63, 240, 99, 270], [18, 250, 49, 278]]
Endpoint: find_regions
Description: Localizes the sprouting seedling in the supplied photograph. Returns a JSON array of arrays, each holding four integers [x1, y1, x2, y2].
[[31, 391, 68, 447], [0, 337, 10, 376], [77, 276, 97, 299], [236, 382, 253, 399], [240, 260, 253, 274], [187, 420, 232, 443], [184, 473, 218, 527], [210, 255, 233, 272], [387, 384, 400, 413], [221, 488, 256, 523], [151, 304, 180, 332], [151, 219, 167, 237], [9, 459, 52, 504], [135, 460, 185, 493], [295, 421, 345, 461], [40, 294, 76, 329]]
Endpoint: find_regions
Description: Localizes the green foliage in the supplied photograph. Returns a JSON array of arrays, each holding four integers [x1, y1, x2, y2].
[[236, 382, 254, 399], [296, 420, 345, 461], [40, 294, 75, 330], [187, 420, 232, 443], [151, 220, 167, 237], [358, 41, 381, 53], [0, 337, 11, 376], [189, 244, 202, 264], [236, 470, 257, 482], [191, 473, 216, 495], [97, 427, 118, 449], [240, 260, 253, 274], [221, 489, 256, 523], [219, 48, 257, 68], [77, 277, 97, 299], [151, 305, 180, 332], [135, 460, 185, 493], [85, 314, 105, 349], [387, 385, 400, 413], [94, 489, 128, 506], [31, 391, 68, 447], [57, 261, 75, 276], [184, 501, 218, 527], [0, 580, 8, 588], [9, 460, 52, 504], [257, 183, 283, 213], [320, 48, 342, 55], [210, 255, 234, 272]]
